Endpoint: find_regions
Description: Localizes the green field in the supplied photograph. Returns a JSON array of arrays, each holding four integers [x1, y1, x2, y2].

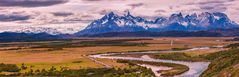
[[0, 37, 237, 77]]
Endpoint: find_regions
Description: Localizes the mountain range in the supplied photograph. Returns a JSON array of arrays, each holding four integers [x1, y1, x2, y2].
[[0, 32, 63, 42], [75, 12, 238, 36], [0, 12, 239, 42], [15, 27, 62, 35]]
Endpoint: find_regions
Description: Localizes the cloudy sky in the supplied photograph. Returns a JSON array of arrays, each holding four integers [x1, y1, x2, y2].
[[0, 0, 239, 33]]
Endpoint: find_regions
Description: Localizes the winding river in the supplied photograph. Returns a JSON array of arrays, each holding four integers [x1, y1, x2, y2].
[[89, 47, 214, 77]]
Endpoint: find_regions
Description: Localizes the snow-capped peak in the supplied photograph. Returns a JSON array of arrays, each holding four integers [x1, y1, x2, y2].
[[75, 12, 239, 35]]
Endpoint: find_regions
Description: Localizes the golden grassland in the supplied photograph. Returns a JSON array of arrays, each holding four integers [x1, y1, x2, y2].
[[0, 37, 236, 72]]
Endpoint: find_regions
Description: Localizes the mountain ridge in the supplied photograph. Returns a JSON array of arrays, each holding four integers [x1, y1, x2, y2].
[[80, 31, 222, 37], [75, 12, 239, 36], [0, 32, 66, 42]]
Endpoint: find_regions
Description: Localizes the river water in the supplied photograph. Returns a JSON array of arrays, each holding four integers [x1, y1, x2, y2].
[[89, 47, 213, 77]]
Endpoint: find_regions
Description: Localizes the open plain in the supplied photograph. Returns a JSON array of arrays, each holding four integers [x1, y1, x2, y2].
[[0, 37, 238, 76]]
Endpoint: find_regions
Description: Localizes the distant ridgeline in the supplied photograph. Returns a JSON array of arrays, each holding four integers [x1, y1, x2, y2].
[[0, 32, 64, 42], [75, 12, 239, 37]]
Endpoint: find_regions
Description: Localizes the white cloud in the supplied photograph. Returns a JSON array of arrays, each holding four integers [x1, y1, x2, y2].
[[0, 0, 238, 33]]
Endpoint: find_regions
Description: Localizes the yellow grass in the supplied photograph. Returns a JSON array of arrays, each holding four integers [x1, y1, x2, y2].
[[0, 37, 235, 72]]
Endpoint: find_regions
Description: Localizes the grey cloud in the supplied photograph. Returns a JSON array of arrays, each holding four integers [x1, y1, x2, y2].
[[46, 18, 93, 24], [82, 0, 102, 1], [98, 10, 110, 15], [200, 6, 215, 10], [154, 10, 166, 15], [16, 21, 33, 24], [199, 6, 227, 12], [184, 0, 229, 5], [63, 15, 94, 23], [128, 3, 144, 9], [81, 15, 94, 18], [212, 6, 227, 12], [66, 14, 95, 23], [198, 0, 224, 5], [235, 8, 239, 10], [199, 2, 227, 12], [64, 18, 93, 23], [52, 12, 73, 17], [0, 0, 68, 7], [185, 0, 231, 5], [155, 10, 166, 13], [0, 14, 30, 22], [180, 8, 202, 12], [184, 0, 232, 13]]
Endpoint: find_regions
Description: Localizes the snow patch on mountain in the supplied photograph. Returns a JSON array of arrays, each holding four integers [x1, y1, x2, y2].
[[0, 23, 85, 35], [76, 11, 239, 35]]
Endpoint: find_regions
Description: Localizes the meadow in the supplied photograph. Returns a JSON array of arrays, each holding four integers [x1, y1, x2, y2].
[[0, 37, 236, 76]]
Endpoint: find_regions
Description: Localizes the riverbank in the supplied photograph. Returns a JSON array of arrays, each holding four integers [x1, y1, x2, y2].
[[89, 47, 212, 77]]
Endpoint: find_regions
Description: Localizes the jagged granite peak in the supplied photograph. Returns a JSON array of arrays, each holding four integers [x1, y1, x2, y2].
[[125, 11, 134, 18], [81, 11, 150, 35], [102, 12, 118, 20], [75, 11, 239, 35], [169, 12, 183, 20]]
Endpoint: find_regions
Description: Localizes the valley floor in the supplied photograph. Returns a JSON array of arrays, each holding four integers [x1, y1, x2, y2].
[[0, 37, 238, 77]]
